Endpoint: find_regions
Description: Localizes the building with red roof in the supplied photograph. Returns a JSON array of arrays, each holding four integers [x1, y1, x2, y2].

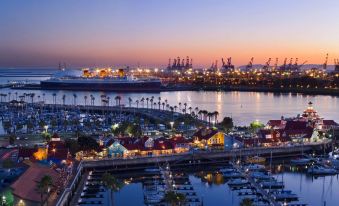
[[192, 127, 224, 148]]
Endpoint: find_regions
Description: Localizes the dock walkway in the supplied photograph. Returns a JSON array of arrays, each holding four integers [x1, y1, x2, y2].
[[232, 163, 281, 206]]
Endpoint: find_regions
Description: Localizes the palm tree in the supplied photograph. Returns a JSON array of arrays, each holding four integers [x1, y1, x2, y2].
[[52, 93, 57, 105], [183, 103, 187, 111], [73, 93, 77, 106], [84, 95, 88, 107], [30, 93, 35, 104], [162, 102, 165, 110], [178, 102, 182, 110], [198, 110, 203, 120], [42, 93, 45, 102], [150, 98, 154, 109], [202, 110, 208, 121], [128, 97, 132, 107], [213, 111, 219, 124], [140, 97, 145, 108], [146, 97, 149, 109], [188, 107, 192, 115], [207, 112, 214, 126], [158, 97, 161, 110], [36, 175, 53, 206], [102, 172, 123, 206], [174, 105, 178, 112], [164, 191, 186, 206], [91, 96, 95, 106], [62, 94, 66, 105], [115, 96, 121, 106], [135, 100, 139, 109], [107, 96, 110, 106], [8, 92, 11, 101]]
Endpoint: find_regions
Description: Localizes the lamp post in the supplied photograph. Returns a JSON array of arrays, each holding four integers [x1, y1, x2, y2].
[[1, 195, 6, 206], [52, 148, 56, 157], [44, 125, 48, 133], [170, 121, 174, 131]]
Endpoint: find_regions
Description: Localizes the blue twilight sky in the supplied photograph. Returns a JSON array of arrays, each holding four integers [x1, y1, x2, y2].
[[0, 0, 339, 67]]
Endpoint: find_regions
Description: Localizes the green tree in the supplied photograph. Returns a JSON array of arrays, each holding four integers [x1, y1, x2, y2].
[[64, 138, 79, 156], [240, 198, 253, 206], [78, 135, 99, 151], [164, 191, 186, 206], [249, 120, 264, 133], [220, 117, 234, 132], [36, 175, 53, 206], [42, 132, 51, 142], [102, 172, 123, 206]]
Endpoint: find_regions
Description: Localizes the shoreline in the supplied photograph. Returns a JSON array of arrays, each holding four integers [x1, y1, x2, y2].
[[10, 83, 339, 96]]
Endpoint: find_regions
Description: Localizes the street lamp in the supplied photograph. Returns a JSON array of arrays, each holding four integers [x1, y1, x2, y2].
[[1, 195, 6, 206], [52, 148, 56, 157], [44, 125, 48, 133], [170, 121, 174, 130], [18, 199, 25, 206]]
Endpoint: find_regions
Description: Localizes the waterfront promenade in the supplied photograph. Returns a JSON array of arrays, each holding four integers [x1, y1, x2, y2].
[[81, 141, 328, 169]]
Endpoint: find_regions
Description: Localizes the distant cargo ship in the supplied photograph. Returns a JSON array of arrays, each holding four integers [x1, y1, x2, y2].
[[40, 68, 162, 92]]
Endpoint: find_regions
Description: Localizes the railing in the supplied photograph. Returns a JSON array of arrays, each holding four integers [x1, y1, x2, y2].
[[55, 161, 84, 206]]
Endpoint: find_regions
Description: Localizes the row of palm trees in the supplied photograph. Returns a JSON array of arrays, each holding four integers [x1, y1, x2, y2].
[[1, 92, 221, 124], [0, 92, 44, 103]]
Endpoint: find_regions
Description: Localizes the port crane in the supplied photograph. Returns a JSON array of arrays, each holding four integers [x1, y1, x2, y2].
[[280, 58, 288, 71], [273, 58, 278, 71], [221, 57, 235, 71], [262, 58, 271, 71], [323, 53, 328, 71], [246, 57, 254, 71]]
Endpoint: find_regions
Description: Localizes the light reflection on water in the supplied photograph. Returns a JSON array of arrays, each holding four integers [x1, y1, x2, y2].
[[114, 165, 339, 206], [1, 88, 338, 126]]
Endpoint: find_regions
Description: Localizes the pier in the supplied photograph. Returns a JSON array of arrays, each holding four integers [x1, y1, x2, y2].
[[81, 142, 329, 170]]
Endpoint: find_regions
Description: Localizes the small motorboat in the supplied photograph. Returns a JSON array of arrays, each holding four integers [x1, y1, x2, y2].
[[249, 172, 271, 180], [245, 156, 266, 164], [222, 171, 243, 178], [290, 158, 312, 166], [244, 164, 265, 172], [272, 190, 298, 201], [260, 180, 284, 189], [220, 167, 236, 173], [227, 178, 249, 186], [307, 165, 337, 175]]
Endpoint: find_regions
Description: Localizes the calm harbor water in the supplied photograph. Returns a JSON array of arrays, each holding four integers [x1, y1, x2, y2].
[[0, 89, 338, 127], [1, 68, 339, 126], [114, 165, 339, 206]]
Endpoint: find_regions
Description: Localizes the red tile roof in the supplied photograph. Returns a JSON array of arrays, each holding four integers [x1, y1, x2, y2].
[[11, 164, 59, 203], [267, 120, 285, 127], [323, 120, 339, 126], [193, 128, 219, 141]]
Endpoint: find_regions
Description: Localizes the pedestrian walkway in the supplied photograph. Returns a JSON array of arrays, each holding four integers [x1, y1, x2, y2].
[[69, 171, 89, 206]]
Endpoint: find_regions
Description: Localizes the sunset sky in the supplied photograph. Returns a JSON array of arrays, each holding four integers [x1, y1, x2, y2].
[[1, 0, 339, 68]]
